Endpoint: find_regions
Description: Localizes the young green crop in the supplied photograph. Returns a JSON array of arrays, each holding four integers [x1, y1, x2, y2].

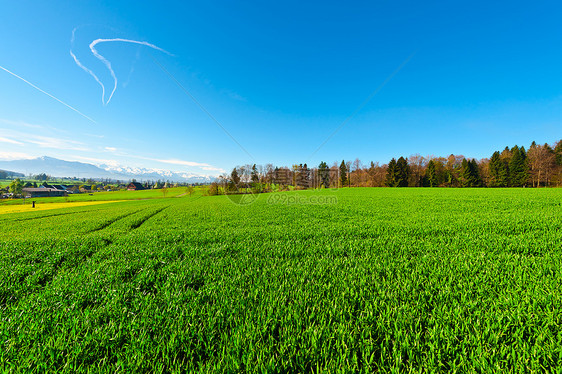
[[1, 188, 561, 372]]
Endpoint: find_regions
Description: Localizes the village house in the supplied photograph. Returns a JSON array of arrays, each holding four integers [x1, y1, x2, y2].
[[23, 188, 68, 198], [127, 182, 145, 191]]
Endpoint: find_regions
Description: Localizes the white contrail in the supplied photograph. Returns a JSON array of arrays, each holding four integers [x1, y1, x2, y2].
[[70, 50, 106, 105], [71, 37, 170, 105], [0, 65, 96, 123]]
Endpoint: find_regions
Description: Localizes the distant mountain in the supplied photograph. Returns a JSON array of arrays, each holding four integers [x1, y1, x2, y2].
[[0, 156, 214, 183], [0, 168, 24, 178]]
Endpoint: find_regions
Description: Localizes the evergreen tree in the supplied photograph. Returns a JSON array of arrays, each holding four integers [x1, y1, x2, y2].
[[318, 161, 330, 188], [302, 163, 310, 188], [425, 160, 437, 187], [509, 146, 529, 187], [554, 140, 562, 166], [230, 168, 240, 187], [469, 159, 483, 187], [488, 151, 501, 187], [385, 158, 397, 187], [296, 163, 310, 188], [251, 164, 259, 183], [339, 160, 347, 187], [460, 159, 482, 187], [395, 157, 410, 187], [368, 161, 376, 185], [459, 158, 472, 187]]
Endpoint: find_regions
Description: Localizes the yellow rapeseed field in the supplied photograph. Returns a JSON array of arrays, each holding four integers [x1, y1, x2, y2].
[[0, 200, 121, 214]]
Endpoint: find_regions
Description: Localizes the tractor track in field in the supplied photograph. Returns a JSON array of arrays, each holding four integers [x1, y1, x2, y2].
[[87, 209, 144, 233], [129, 206, 170, 230], [5, 205, 170, 298], [6, 210, 82, 223]]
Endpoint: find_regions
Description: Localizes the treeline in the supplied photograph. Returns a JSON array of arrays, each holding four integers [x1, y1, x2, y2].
[[216, 139, 562, 192], [0, 169, 24, 179]]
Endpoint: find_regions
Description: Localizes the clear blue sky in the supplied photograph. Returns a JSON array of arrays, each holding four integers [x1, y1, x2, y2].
[[1, 1, 561, 175]]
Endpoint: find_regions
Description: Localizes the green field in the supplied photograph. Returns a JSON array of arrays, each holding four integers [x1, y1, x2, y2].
[[1, 188, 561, 372], [0, 186, 195, 206]]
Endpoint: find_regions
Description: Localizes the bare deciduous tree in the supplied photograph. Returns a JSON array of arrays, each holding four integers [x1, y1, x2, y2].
[[528, 143, 556, 187]]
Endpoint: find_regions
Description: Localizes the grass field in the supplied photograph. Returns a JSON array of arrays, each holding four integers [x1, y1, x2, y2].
[[1, 188, 561, 372]]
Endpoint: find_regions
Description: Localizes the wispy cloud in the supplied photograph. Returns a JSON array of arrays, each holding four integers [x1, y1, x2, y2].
[[201, 166, 226, 172], [0, 118, 70, 135], [73, 154, 224, 174], [71, 155, 121, 167], [0, 137, 24, 145], [84, 133, 104, 138], [222, 89, 248, 102], [0, 127, 89, 151], [70, 30, 171, 105], [0, 118, 43, 129], [26, 135, 89, 151], [131, 155, 225, 173], [123, 48, 141, 88], [0, 151, 34, 161], [104, 146, 117, 152], [155, 158, 211, 167], [0, 65, 96, 123]]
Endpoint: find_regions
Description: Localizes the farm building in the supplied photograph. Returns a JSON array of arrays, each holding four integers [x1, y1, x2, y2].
[[23, 188, 68, 198], [47, 185, 67, 191], [127, 182, 145, 191]]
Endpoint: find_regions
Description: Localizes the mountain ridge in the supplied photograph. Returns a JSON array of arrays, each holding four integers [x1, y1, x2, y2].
[[0, 156, 214, 183]]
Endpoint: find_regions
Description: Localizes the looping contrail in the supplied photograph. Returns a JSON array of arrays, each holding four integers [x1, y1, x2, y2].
[[71, 35, 171, 105], [0, 65, 96, 123], [70, 50, 106, 105]]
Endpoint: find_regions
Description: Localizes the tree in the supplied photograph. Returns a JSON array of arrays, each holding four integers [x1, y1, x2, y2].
[[251, 164, 259, 183], [352, 158, 362, 187], [395, 157, 410, 187], [207, 182, 220, 196], [425, 160, 437, 187], [230, 168, 240, 185], [443, 154, 464, 187], [345, 160, 352, 187], [339, 160, 347, 187], [298, 163, 310, 188], [469, 159, 483, 187], [509, 146, 529, 187], [386, 158, 397, 187], [459, 159, 482, 187], [488, 151, 509, 187], [318, 161, 330, 188], [228, 168, 241, 192], [9, 178, 23, 197], [528, 142, 556, 187], [408, 154, 426, 187], [554, 140, 562, 166], [459, 159, 471, 187], [34, 173, 49, 181]]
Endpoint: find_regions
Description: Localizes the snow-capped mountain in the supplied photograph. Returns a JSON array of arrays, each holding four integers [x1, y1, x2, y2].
[[0, 156, 215, 183]]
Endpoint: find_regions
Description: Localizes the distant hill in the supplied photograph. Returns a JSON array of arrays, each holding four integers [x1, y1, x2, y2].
[[0, 156, 213, 183], [0, 168, 24, 179]]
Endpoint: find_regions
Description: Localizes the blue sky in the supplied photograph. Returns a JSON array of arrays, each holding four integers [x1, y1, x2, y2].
[[1, 1, 561, 175]]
